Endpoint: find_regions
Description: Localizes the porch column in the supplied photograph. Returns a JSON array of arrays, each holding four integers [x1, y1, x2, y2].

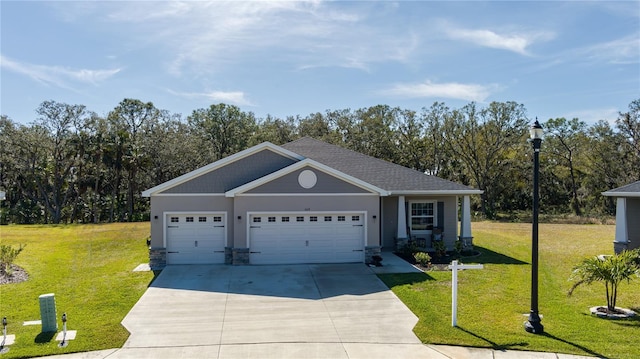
[[614, 197, 629, 253], [459, 195, 473, 248], [397, 196, 408, 240]]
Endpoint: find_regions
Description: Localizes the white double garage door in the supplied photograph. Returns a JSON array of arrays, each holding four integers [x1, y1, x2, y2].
[[165, 212, 365, 265]]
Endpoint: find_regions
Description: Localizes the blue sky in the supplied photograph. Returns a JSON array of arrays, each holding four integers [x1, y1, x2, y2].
[[1, 1, 638, 125]]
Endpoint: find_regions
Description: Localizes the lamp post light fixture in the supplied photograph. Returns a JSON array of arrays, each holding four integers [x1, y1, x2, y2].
[[525, 119, 544, 334]]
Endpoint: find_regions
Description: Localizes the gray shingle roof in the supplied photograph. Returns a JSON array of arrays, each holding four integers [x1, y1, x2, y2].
[[602, 180, 640, 197], [281, 137, 480, 193]]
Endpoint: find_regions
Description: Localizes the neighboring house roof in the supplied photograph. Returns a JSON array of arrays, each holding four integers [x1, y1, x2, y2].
[[602, 180, 640, 198], [143, 137, 482, 197], [281, 137, 481, 195]]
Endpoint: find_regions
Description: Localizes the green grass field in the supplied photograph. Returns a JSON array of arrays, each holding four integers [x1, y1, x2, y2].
[[1, 222, 638, 358], [380, 222, 640, 359], [0, 223, 154, 359]]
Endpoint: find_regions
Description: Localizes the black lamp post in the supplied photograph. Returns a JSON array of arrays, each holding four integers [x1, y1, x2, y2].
[[525, 119, 544, 334]]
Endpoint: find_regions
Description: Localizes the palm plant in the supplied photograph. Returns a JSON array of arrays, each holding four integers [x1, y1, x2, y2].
[[568, 249, 640, 313]]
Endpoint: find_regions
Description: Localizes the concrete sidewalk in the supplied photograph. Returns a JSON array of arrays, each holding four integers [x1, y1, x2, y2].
[[36, 253, 601, 359], [36, 343, 601, 359]]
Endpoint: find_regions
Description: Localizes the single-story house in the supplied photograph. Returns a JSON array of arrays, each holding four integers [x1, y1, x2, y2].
[[602, 180, 640, 253], [142, 137, 482, 267]]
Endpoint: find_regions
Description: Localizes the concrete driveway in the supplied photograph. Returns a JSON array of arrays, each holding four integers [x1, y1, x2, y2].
[[119, 262, 444, 358], [39, 257, 597, 359]]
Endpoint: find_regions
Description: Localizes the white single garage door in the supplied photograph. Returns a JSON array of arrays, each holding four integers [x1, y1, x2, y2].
[[166, 213, 226, 264], [249, 213, 365, 265]]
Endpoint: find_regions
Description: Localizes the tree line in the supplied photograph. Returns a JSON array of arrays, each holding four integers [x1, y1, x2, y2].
[[1, 98, 638, 224]]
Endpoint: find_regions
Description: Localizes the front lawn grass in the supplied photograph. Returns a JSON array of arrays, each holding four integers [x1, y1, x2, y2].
[[379, 222, 640, 359], [0, 223, 155, 359]]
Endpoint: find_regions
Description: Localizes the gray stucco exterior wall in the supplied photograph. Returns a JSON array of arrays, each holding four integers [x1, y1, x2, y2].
[[246, 167, 371, 194], [163, 150, 297, 193]]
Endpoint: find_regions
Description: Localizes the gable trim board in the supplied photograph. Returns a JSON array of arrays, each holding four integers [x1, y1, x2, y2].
[[152, 193, 226, 197], [389, 190, 483, 196], [233, 193, 378, 197], [144, 138, 482, 267], [602, 192, 640, 198]]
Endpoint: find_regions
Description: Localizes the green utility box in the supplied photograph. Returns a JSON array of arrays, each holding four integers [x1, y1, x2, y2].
[[39, 293, 58, 332]]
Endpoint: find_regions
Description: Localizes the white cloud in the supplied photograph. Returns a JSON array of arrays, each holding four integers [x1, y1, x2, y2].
[[381, 80, 498, 102], [71, 1, 417, 76], [0, 54, 120, 88], [167, 89, 253, 106], [443, 24, 554, 55], [581, 34, 640, 64], [562, 107, 620, 125]]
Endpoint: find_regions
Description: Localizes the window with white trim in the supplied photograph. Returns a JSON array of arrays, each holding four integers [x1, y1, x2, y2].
[[410, 201, 436, 231]]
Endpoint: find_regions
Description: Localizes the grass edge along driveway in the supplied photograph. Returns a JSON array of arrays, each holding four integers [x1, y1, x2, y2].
[[379, 222, 639, 359], [0, 223, 155, 359]]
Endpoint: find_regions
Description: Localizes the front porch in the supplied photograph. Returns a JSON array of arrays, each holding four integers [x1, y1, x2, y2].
[[382, 194, 477, 252], [602, 181, 640, 253]]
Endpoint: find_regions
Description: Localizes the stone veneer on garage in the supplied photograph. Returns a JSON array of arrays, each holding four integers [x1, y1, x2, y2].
[[149, 248, 166, 270], [365, 246, 381, 264]]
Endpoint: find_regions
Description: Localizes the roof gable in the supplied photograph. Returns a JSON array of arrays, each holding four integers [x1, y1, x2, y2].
[[225, 159, 387, 197], [142, 142, 303, 196]]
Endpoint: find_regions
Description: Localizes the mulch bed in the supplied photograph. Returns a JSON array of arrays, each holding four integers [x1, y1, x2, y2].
[[0, 264, 29, 285], [394, 251, 481, 271], [590, 306, 637, 319]]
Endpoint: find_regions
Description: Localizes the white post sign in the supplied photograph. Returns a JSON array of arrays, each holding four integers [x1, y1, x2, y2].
[[448, 260, 483, 327]]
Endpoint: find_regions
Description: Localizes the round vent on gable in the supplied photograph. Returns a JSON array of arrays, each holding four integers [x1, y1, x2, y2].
[[298, 170, 317, 189]]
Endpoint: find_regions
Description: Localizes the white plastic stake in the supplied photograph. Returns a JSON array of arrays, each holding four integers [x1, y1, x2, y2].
[[448, 260, 483, 327], [58, 313, 68, 348]]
